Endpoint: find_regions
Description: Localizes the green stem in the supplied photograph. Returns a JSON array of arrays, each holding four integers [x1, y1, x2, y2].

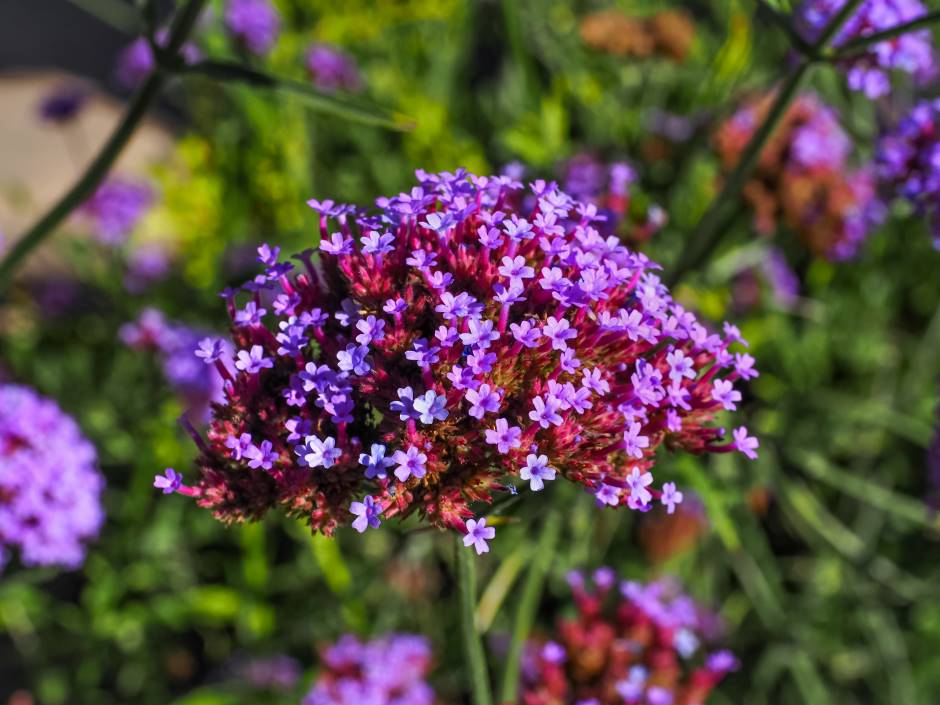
[[831, 10, 940, 58], [0, 0, 207, 294], [499, 509, 561, 704], [456, 537, 493, 705], [753, 0, 813, 55], [665, 0, 865, 287]]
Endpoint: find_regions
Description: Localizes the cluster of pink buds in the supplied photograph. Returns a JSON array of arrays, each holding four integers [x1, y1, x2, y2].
[[158, 170, 757, 550]]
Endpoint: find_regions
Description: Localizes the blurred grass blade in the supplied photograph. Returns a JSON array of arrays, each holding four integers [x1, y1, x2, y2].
[[794, 451, 939, 529], [68, 0, 144, 33], [476, 547, 527, 633], [184, 60, 413, 130], [456, 537, 494, 705], [789, 650, 834, 705], [862, 609, 920, 705]]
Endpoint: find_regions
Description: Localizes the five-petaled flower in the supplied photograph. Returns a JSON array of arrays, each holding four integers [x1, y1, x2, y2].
[[463, 517, 496, 554]]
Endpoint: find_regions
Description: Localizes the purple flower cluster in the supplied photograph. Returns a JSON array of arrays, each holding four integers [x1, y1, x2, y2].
[[238, 654, 302, 691], [798, 0, 936, 98], [302, 633, 435, 705], [876, 99, 940, 248], [0, 384, 104, 571], [121, 308, 231, 423], [224, 0, 280, 57], [78, 177, 153, 246], [177, 169, 756, 550], [116, 30, 202, 89], [521, 569, 738, 705], [306, 44, 362, 93]]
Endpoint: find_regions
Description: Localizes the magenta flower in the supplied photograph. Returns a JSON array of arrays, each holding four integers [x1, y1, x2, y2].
[[169, 170, 756, 542], [224, 0, 280, 56]]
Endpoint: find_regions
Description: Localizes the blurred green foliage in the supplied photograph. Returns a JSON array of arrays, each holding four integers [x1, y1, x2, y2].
[[1, 1, 940, 704]]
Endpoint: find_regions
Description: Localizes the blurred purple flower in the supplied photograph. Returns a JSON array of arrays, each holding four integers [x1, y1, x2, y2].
[[116, 31, 202, 89], [305, 43, 362, 93], [224, 0, 280, 56], [0, 384, 104, 571], [38, 83, 87, 124], [79, 178, 153, 246]]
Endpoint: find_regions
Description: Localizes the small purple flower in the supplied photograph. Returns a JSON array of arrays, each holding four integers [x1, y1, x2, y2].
[[733, 426, 759, 460], [460, 318, 499, 349], [153, 468, 183, 494], [594, 482, 620, 507], [195, 337, 225, 364], [224, 0, 280, 56], [359, 443, 394, 479], [393, 446, 428, 482], [226, 433, 254, 460], [543, 316, 577, 351], [79, 178, 153, 245], [355, 315, 386, 345], [465, 384, 501, 419], [484, 418, 522, 453], [235, 301, 267, 327], [405, 338, 441, 368], [390, 386, 418, 421], [350, 495, 382, 533], [660, 482, 684, 514], [711, 379, 741, 411], [337, 344, 371, 375], [413, 390, 449, 424], [626, 467, 653, 508], [235, 345, 274, 374], [520, 454, 557, 491], [306, 43, 362, 93], [623, 422, 650, 459], [463, 517, 496, 554], [299, 435, 342, 469], [529, 395, 563, 428], [246, 440, 278, 471], [498, 255, 536, 287], [320, 232, 353, 255]]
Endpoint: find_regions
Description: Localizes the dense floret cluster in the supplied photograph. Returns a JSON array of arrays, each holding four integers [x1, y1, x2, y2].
[[302, 633, 434, 705], [224, 0, 280, 57], [519, 570, 737, 705], [798, 0, 935, 98], [116, 30, 202, 89], [78, 177, 153, 246], [876, 99, 940, 249], [168, 170, 757, 548], [715, 92, 885, 260], [0, 384, 104, 571]]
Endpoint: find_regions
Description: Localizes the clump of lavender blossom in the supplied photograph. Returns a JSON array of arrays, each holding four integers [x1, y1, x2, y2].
[[116, 31, 202, 89], [306, 44, 362, 93], [715, 92, 885, 259], [519, 570, 737, 705], [302, 633, 435, 705], [166, 170, 757, 550], [37, 83, 87, 124], [224, 0, 280, 57], [78, 177, 153, 246], [876, 99, 940, 249], [0, 384, 105, 571], [121, 308, 230, 423], [798, 0, 936, 98], [124, 242, 172, 293]]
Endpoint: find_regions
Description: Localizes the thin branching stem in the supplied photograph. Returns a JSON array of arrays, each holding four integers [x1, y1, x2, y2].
[[0, 0, 207, 294], [831, 10, 940, 59]]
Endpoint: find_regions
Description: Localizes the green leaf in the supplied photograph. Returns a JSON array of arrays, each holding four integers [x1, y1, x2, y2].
[[183, 60, 413, 131]]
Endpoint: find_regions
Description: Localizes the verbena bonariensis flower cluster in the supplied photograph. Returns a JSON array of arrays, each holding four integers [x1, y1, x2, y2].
[[519, 570, 737, 705], [78, 177, 153, 246], [224, 0, 280, 57], [166, 170, 757, 550], [715, 92, 885, 260], [116, 31, 202, 89], [121, 308, 229, 423], [798, 0, 936, 98], [876, 99, 940, 249], [302, 633, 434, 705], [306, 44, 362, 93], [0, 384, 104, 571]]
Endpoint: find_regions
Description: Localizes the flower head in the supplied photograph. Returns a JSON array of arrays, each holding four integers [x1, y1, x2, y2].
[[79, 178, 153, 245], [306, 43, 361, 93], [224, 0, 280, 56], [520, 571, 735, 705], [0, 385, 104, 571], [173, 171, 756, 541]]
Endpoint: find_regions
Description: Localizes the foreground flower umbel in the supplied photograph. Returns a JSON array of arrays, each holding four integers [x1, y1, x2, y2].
[[0, 384, 104, 571], [302, 633, 434, 705], [168, 170, 756, 547], [519, 570, 738, 705]]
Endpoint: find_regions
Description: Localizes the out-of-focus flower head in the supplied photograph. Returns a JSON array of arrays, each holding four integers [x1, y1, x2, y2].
[[798, 0, 936, 98], [520, 571, 737, 705], [37, 83, 88, 124], [78, 177, 154, 246], [305, 44, 362, 93], [116, 30, 202, 89], [224, 0, 280, 57], [876, 98, 940, 249], [715, 92, 885, 260], [0, 384, 104, 571], [124, 242, 173, 293], [559, 155, 665, 242], [579, 9, 695, 62], [121, 308, 230, 422], [302, 633, 435, 705], [237, 654, 301, 691], [168, 170, 756, 550]]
